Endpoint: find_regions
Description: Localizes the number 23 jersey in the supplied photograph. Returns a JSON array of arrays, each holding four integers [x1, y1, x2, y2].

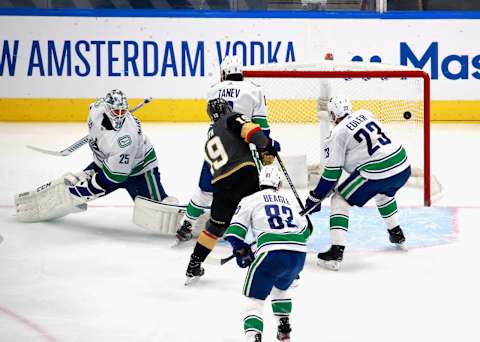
[[325, 109, 410, 180], [227, 189, 310, 255]]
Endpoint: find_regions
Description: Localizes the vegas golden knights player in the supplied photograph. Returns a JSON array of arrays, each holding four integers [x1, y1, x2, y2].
[[185, 98, 276, 284]]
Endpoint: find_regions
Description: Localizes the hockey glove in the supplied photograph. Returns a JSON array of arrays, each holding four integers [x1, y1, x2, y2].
[[68, 173, 106, 202], [225, 236, 255, 268], [303, 190, 322, 215], [233, 242, 255, 268], [270, 138, 281, 153]]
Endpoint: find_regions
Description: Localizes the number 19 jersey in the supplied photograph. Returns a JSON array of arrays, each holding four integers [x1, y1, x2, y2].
[[325, 109, 410, 180], [225, 189, 310, 255]]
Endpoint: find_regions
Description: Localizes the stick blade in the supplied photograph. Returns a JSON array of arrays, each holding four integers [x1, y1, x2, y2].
[[26, 145, 70, 156], [204, 254, 234, 266]]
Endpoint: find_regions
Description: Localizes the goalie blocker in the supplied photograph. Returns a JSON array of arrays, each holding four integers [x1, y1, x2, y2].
[[133, 196, 209, 236]]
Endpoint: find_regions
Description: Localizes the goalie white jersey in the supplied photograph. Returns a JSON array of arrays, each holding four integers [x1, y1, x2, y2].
[[324, 109, 410, 180], [225, 189, 310, 255], [207, 80, 267, 123], [88, 100, 158, 183]]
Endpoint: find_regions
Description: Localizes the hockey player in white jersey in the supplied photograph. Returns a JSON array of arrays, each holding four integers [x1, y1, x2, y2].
[[224, 165, 312, 342], [303, 96, 411, 271], [175, 55, 280, 244], [15, 89, 170, 222]]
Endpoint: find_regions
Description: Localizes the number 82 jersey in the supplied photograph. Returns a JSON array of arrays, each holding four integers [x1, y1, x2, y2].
[[225, 189, 310, 255]]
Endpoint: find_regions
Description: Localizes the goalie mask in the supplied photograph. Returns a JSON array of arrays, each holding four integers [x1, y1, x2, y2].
[[259, 165, 282, 190], [207, 98, 233, 122], [220, 55, 243, 81], [104, 89, 129, 130], [327, 96, 352, 124]]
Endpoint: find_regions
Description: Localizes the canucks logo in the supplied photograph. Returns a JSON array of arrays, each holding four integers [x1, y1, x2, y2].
[[118, 135, 132, 148]]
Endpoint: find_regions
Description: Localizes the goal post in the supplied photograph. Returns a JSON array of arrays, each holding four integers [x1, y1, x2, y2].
[[244, 68, 432, 206]]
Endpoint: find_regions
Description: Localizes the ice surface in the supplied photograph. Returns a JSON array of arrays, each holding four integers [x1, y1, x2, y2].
[[0, 122, 479, 342]]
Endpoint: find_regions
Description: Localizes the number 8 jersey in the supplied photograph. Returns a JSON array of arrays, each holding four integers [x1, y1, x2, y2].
[[225, 188, 310, 255], [325, 109, 410, 180]]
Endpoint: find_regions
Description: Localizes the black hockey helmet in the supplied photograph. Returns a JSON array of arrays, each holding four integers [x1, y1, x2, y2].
[[207, 98, 232, 122]]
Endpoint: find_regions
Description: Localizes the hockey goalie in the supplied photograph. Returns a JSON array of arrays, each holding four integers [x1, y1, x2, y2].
[[14, 89, 186, 236]]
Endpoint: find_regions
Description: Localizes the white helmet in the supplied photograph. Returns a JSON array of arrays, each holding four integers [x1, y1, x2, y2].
[[104, 89, 128, 130], [259, 165, 282, 190], [327, 96, 352, 123], [220, 55, 243, 80]]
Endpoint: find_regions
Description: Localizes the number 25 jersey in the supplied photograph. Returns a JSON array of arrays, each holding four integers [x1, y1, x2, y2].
[[325, 109, 410, 180]]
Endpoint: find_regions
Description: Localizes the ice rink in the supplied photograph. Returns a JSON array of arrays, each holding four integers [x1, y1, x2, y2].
[[0, 121, 479, 342]]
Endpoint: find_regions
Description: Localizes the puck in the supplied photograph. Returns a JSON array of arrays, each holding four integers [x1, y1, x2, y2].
[[403, 111, 412, 120]]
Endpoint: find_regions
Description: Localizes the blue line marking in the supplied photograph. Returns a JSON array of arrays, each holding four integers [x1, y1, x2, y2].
[[308, 207, 456, 252], [1, 8, 480, 19]]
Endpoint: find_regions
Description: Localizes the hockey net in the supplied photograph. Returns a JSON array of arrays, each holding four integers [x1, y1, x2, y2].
[[244, 62, 439, 206]]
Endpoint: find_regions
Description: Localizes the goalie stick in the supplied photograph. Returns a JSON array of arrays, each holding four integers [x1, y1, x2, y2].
[[26, 97, 153, 157]]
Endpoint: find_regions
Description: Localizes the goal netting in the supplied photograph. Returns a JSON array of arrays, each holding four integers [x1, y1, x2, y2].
[[244, 61, 438, 206]]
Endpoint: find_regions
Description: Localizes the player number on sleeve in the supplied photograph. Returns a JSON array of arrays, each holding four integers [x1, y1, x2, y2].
[[205, 136, 228, 170]]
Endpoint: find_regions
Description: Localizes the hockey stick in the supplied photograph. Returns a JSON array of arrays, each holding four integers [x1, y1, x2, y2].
[[275, 154, 313, 227], [204, 242, 256, 266], [26, 97, 153, 157]]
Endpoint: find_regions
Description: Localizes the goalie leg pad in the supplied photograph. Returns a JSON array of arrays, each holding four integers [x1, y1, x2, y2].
[[133, 196, 186, 235], [14, 174, 87, 222]]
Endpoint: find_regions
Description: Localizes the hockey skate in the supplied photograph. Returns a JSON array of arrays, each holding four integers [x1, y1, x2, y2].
[[184, 254, 205, 286], [276, 317, 291, 341], [172, 220, 193, 247], [388, 226, 407, 251], [317, 245, 345, 271], [247, 333, 262, 342]]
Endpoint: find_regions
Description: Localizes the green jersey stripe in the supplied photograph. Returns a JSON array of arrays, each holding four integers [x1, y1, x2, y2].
[[252, 117, 269, 129], [224, 224, 248, 240], [102, 164, 128, 183], [131, 148, 157, 175], [257, 227, 310, 247], [359, 147, 407, 173], [322, 167, 342, 181]]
